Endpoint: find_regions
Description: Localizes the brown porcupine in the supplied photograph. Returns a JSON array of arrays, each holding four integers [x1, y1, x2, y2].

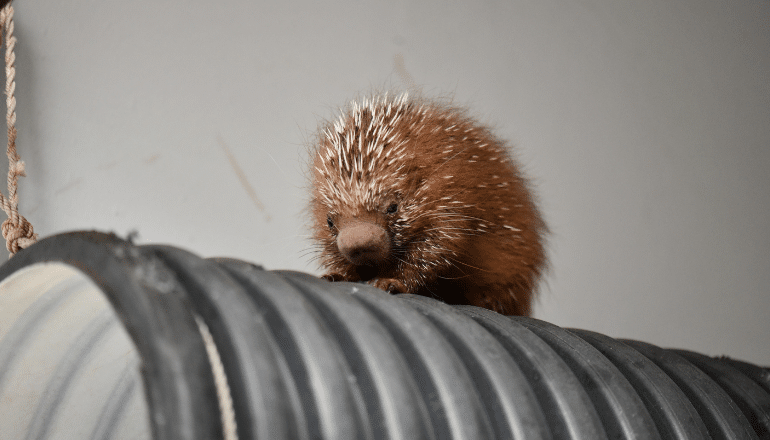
[[308, 92, 547, 316]]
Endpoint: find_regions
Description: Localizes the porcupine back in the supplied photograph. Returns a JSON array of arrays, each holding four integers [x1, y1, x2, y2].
[[309, 92, 547, 315]]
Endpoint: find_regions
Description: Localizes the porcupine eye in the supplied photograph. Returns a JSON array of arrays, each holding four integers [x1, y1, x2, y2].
[[326, 215, 334, 230], [386, 203, 398, 214]]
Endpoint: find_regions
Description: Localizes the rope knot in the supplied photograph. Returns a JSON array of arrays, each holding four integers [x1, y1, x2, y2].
[[2, 215, 37, 253]]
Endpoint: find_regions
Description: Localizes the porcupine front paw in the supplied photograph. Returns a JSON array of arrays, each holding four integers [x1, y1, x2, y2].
[[371, 278, 408, 294]]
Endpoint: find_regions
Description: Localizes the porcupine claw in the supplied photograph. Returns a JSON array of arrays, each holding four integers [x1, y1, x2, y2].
[[372, 278, 407, 294], [321, 273, 348, 282], [322, 273, 404, 294]]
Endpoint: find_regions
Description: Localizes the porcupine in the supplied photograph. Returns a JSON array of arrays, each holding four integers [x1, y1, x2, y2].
[[309, 92, 547, 316]]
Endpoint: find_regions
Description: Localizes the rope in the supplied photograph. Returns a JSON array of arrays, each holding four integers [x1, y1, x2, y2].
[[0, 2, 36, 256], [195, 316, 238, 440]]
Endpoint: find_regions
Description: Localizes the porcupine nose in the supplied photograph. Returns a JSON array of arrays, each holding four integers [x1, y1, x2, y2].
[[336, 221, 390, 267]]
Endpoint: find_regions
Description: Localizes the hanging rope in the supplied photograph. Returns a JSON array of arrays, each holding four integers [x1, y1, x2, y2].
[[0, 2, 36, 256]]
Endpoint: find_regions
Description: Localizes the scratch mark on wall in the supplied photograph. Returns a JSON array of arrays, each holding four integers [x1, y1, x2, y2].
[[143, 154, 161, 164], [217, 135, 271, 222], [97, 161, 118, 171], [54, 178, 83, 195], [394, 53, 416, 89]]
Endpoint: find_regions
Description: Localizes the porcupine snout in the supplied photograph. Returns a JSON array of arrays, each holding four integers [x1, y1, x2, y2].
[[336, 220, 390, 268]]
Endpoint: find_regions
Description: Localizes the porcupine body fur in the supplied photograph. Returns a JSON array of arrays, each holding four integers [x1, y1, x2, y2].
[[309, 92, 547, 315]]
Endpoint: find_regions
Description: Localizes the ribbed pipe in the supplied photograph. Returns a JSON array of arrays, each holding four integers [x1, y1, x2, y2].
[[0, 231, 767, 440]]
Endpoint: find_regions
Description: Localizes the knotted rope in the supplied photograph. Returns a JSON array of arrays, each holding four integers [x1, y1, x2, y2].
[[0, 2, 36, 256]]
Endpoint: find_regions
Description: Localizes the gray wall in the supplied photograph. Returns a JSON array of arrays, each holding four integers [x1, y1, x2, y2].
[[7, 0, 769, 363]]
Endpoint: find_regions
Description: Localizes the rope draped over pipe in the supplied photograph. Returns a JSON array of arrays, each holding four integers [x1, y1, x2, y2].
[[0, 2, 37, 256]]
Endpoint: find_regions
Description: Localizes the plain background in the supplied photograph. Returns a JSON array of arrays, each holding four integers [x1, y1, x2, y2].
[[4, 0, 768, 364]]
